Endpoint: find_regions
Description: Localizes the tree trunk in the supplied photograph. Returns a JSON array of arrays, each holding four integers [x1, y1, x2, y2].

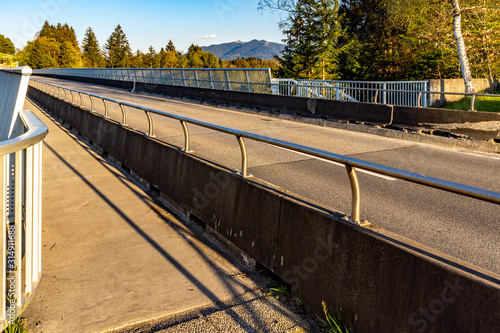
[[450, 0, 475, 93]]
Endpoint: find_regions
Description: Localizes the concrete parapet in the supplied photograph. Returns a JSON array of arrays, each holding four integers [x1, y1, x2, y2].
[[393, 105, 500, 125], [428, 78, 499, 107], [28, 85, 500, 332]]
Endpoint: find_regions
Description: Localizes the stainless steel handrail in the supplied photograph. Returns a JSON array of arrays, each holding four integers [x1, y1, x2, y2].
[[0, 111, 48, 156], [30, 80, 500, 224]]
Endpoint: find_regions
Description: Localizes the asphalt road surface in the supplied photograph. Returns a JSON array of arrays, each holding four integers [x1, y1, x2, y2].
[[32, 77, 500, 275]]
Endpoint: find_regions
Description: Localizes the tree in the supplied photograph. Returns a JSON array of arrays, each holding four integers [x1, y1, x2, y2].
[[144, 45, 160, 68], [261, 0, 343, 80], [186, 44, 220, 68], [104, 24, 132, 68], [0, 34, 15, 55], [38, 21, 56, 39], [18, 37, 61, 69], [160, 41, 179, 68], [81, 27, 104, 68], [60, 41, 82, 68], [450, 0, 475, 93], [38, 21, 80, 52]]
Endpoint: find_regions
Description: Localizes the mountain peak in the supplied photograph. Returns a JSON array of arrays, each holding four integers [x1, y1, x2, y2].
[[201, 40, 285, 60]]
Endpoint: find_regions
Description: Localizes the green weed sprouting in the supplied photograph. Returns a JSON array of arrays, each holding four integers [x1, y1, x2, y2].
[[318, 300, 353, 333]]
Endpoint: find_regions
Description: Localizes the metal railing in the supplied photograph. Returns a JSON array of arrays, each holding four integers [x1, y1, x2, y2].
[[35, 68, 274, 94], [0, 110, 47, 329], [30, 79, 500, 226], [0, 67, 48, 329], [34, 69, 500, 111], [271, 79, 428, 107]]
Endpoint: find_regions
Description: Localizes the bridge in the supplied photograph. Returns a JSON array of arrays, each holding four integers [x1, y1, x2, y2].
[[1, 67, 499, 332]]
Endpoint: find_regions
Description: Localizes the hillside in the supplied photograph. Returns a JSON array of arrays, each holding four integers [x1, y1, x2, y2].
[[201, 40, 285, 60]]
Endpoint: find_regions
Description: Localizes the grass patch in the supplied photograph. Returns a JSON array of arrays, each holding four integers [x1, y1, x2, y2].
[[318, 301, 353, 333], [439, 87, 500, 113]]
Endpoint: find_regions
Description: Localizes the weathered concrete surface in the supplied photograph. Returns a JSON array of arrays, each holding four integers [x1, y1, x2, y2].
[[105, 291, 310, 333], [22, 98, 310, 333], [428, 78, 499, 106], [28, 82, 500, 332]]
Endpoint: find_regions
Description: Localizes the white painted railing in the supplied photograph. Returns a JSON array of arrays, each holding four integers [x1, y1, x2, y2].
[[275, 79, 428, 107], [0, 68, 48, 329]]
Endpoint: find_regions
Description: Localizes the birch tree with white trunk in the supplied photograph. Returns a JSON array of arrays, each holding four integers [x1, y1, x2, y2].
[[450, 0, 475, 93]]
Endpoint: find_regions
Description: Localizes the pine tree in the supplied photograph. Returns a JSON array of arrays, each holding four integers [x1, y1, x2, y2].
[[166, 40, 176, 53], [104, 24, 132, 68], [38, 21, 56, 39], [144, 45, 159, 68], [82, 27, 103, 68], [275, 0, 341, 79], [161, 41, 178, 68]]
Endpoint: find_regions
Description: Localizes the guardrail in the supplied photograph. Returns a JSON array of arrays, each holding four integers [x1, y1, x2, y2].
[[35, 68, 273, 94], [34, 69, 500, 111], [0, 110, 48, 329], [30, 79, 500, 226]]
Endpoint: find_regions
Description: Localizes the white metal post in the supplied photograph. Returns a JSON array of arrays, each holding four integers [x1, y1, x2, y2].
[[25, 146, 33, 294], [14, 151, 22, 307]]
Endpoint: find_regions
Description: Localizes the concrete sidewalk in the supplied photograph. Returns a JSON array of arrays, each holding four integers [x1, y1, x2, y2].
[[22, 98, 312, 333]]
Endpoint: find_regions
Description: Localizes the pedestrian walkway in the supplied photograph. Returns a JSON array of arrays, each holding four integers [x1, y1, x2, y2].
[[22, 98, 312, 332]]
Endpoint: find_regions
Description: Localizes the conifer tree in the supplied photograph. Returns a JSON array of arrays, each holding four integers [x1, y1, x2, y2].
[[104, 24, 132, 68], [275, 0, 342, 79], [82, 27, 104, 68], [144, 45, 159, 68], [160, 40, 179, 68]]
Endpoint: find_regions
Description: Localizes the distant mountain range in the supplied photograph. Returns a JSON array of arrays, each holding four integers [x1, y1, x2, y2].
[[201, 40, 285, 60]]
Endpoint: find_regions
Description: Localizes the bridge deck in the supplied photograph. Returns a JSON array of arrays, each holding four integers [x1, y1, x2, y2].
[[22, 98, 310, 332]]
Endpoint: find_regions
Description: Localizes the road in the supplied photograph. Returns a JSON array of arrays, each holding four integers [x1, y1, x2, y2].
[[32, 77, 500, 275]]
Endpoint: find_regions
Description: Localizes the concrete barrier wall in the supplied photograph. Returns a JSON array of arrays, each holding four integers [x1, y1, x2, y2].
[[28, 86, 500, 332], [34, 73, 500, 126], [393, 104, 500, 125], [428, 78, 500, 107]]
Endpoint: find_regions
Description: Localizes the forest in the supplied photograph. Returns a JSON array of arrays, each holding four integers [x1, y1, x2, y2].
[[259, 0, 499, 83], [12, 22, 278, 71], [4, 0, 500, 84]]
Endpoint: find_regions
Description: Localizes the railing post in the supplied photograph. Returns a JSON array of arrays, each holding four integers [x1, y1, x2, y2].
[[25, 146, 34, 294], [32, 143, 41, 281], [103, 99, 109, 118], [225, 70, 231, 91], [345, 165, 361, 224], [180, 120, 191, 152], [245, 70, 251, 93], [119, 104, 127, 125], [237, 135, 248, 177], [14, 150, 22, 307], [145, 111, 154, 137], [1, 155, 6, 322], [471, 94, 476, 111], [383, 82, 387, 105]]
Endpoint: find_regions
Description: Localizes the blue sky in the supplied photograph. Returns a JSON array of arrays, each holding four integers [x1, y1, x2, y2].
[[1, 0, 286, 53]]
